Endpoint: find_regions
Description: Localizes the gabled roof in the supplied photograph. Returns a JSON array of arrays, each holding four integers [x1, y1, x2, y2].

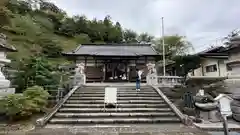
[[63, 43, 159, 57]]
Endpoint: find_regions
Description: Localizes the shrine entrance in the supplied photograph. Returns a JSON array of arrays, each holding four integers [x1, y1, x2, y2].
[[104, 60, 128, 82]]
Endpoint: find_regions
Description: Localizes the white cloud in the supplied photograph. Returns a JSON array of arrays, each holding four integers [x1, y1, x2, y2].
[[49, 0, 240, 52]]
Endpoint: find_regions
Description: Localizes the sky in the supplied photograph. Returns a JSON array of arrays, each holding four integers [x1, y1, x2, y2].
[[49, 0, 240, 53]]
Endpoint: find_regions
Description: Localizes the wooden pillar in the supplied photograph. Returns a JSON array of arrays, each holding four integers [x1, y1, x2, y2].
[[103, 62, 106, 82], [127, 63, 130, 82], [84, 56, 87, 73], [135, 59, 137, 69], [144, 56, 147, 64]]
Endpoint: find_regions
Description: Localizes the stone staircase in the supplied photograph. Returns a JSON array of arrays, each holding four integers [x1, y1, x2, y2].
[[47, 85, 181, 126]]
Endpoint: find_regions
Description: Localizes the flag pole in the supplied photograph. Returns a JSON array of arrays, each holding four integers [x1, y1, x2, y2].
[[161, 17, 166, 76]]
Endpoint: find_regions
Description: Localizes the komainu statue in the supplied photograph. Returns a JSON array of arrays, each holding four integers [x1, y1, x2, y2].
[[147, 62, 157, 75], [75, 62, 85, 74]]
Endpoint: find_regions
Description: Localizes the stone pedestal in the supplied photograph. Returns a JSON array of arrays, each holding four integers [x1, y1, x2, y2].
[[0, 33, 16, 99], [0, 63, 15, 99], [147, 74, 158, 85], [0, 88, 15, 99], [73, 73, 86, 86]]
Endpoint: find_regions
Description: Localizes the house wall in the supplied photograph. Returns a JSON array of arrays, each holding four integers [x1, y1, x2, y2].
[[225, 51, 240, 76], [189, 58, 227, 77]]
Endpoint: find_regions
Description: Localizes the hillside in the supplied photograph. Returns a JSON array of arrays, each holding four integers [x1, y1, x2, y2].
[[3, 12, 78, 66], [1, 0, 155, 68]]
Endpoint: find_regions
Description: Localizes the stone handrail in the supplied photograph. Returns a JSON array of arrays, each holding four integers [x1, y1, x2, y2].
[[35, 84, 82, 127], [157, 76, 184, 86], [152, 86, 187, 124]]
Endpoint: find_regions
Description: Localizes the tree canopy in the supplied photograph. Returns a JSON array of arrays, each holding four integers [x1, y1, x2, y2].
[[173, 55, 201, 77], [154, 35, 193, 57]]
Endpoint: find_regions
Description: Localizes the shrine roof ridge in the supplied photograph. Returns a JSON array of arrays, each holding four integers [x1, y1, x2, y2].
[[63, 43, 160, 57]]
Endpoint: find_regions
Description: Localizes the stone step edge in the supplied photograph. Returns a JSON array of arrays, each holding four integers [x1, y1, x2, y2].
[[59, 108, 172, 112], [62, 103, 168, 106], [54, 112, 176, 117], [49, 117, 181, 123], [65, 101, 165, 103]]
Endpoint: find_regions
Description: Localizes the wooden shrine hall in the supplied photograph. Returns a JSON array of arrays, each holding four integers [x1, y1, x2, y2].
[[63, 43, 160, 83]]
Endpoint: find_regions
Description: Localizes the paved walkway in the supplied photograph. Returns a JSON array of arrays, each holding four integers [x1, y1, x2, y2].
[[0, 124, 212, 135]]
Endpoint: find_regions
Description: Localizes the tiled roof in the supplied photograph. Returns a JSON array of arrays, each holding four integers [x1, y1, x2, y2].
[[0, 34, 17, 52], [197, 46, 228, 58], [63, 43, 159, 56]]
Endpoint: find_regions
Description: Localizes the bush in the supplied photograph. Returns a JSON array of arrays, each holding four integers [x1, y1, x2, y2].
[[1, 94, 32, 120], [23, 86, 50, 112], [0, 86, 50, 121], [36, 38, 63, 58]]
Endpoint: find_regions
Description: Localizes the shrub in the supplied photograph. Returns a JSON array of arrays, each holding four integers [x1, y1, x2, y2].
[[1, 94, 32, 120], [0, 86, 50, 121], [36, 38, 63, 58], [23, 86, 50, 113]]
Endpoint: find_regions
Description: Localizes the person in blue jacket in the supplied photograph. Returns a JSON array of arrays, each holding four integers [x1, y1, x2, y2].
[[136, 69, 143, 91]]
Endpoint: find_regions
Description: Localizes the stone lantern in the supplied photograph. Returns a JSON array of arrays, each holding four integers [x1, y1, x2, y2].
[[0, 34, 17, 99]]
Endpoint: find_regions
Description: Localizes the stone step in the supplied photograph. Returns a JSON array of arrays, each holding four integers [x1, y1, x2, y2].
[[49, 117, 181, 124], [59, 108, 172, 113], [68, 97, 162, 100], [80, 89, 155, 92], [80, 87, 154, 90], [62, 103, 168, 108], [65, 100, 165, 104], [54, 112, 176, 118], [83, 86, 151, 89], [71, 93, 159, 97], [74, 91, 157, 94]]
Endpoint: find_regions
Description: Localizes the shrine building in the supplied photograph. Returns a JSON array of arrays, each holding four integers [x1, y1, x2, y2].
[[63, 43, 160, 83]]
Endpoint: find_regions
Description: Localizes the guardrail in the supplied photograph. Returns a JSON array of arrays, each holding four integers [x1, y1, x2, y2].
[[147, 75, 184, 87], [157, 76, 184, 86]]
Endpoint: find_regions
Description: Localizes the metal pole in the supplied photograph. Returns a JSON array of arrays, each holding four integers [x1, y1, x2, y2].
[[161, 17, 166, 76]]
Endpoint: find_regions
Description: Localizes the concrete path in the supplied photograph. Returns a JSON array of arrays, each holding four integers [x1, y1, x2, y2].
[[0, 124, 212, 135]]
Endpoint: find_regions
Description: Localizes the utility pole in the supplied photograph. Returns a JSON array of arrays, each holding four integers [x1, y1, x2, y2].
[[161, 17, 166, 76]]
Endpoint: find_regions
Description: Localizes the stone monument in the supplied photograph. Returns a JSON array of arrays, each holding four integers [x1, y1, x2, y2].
[[73, 62, 86, 85], [0, 34, 16, 99]]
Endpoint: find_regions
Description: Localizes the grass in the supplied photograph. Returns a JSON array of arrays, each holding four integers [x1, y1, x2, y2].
[[3, 13, 78, 67]]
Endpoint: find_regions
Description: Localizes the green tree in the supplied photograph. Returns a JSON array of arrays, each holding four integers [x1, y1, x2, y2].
[[74, 34, 91, 44], [123, 29, 138, 43], [36, 37, 63, 58], [173, 55, 201, 77], [14, 55, 59, 92], [7, 0, 32, 15], [138, 33, 154, 43], [223, 29, 240, 46], [0, 0, 11, 29], [154, 35, 193, 58], [40, 1, 62, 14]]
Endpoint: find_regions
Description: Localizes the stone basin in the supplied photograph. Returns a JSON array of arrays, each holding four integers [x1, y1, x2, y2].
[[195, 102, 218, 111]]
